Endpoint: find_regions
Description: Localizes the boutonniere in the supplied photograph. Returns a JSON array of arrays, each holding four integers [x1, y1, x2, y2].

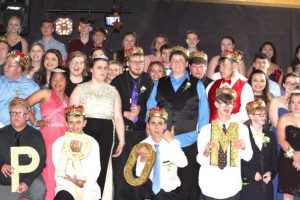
[[139, 86, 146, 94], [166, 162, 174, 171], [262, 136, 270, 147], [183, 81, 191, 91]]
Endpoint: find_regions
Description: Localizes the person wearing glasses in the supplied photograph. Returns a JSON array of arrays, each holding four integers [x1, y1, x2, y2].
[[0, 50, 41, 127], [0, 97, 46, 200], [111, 47, 153, 200], [240, 99, 277, 200]]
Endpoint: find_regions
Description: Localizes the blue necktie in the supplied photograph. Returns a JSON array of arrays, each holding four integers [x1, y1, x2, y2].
[[131, 80, 139, 123], [152, 144, 161, 194]]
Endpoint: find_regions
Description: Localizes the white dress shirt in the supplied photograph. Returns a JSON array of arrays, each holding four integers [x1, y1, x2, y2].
[[52, 133, 101, 200], [136, 136, 188, 192], [206, 76, 255, 123], [197, 119, 253, 199]]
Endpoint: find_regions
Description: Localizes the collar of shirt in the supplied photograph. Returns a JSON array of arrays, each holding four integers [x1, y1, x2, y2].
[[216, 118, 233, 130], [5, 75, 26, 83], [170, 71, 190, 92]]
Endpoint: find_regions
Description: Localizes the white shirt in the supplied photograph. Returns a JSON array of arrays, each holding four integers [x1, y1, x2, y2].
[[136, 136, 188, 192], [206, 76, 255, 123], [197, 119, 253, 199], [52, 133, 101, 200]]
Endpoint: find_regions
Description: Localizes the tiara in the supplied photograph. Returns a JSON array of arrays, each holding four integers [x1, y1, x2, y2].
[[52, 68, 66, 73], [216, 87, 237, 99], [190, 51, 208, 61], [124, 47, 144, 59], [147, 107, 168, 121], [64, 105, 86, 117], [172, 46, 190, 58], [9, 97, 30, 111], [246, 98, 266, 113], [94, 54, 108, 60]]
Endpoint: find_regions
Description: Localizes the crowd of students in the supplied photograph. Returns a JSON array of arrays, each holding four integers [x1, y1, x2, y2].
[[0, 14, 299, 200]]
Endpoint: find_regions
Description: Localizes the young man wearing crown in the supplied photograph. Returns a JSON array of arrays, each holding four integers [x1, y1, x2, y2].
[[240, 99, 277, 200], [189, 51, 213, 88], [0, 50, 41, 127], [207, 49, 254, 123], [111, 46, 154, 200], [197, 87, 253, 200], [147, 46, 209, 200], [132, 107, 187, 200], [0, 97, 46, 200], [53, 105, 101, 200]]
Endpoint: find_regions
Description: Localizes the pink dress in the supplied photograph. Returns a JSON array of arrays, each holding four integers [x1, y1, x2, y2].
[[40, 90, 68, 200]]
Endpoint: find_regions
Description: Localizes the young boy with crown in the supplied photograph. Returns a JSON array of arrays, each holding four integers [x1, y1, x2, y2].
[[131, 107, 187, 200], [197, 87, 253, 200], [240, 99, 277, 200], [52, 105, 101, 200]]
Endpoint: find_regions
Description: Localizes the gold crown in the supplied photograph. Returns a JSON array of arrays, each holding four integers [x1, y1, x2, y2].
[[0, 36, 9, 46], [124, 46, 144, 59], [246, 99, 266, 113], [9, 97, 30, 111], [10, 50, 29, 69], [190, 51, 208, 62], [172, 46, 190, 58], [220, 49, 243, 63], [216, 87, 237, 99], [64, 105, 86, 117], [147, 107, 168, 121]]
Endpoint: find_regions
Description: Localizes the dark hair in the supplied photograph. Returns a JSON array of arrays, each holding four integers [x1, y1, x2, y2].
[[41, 19, 55, 27], [92, 26, 107, 36], [91, 57, 109, 69], [259, 42, 277, 64], [253, 52, 268, 63], [292, 60, 300, 72], [189, 56, 207, 65], [169, 49, 188, 61], [49, 66, 70, 90], [91, 46, 107, 57], [160, 43, 173, 54], [216, 93, 235, 104], [79, 17, 92, 25], [282, 73, 299, 86], [220, 36, 235, 45], [248, 69, 273, 106], [150, 34, 168, 53], [186, 29, 199, 38], [122, 31, 137, 41], [291, 45, 300, 67], [34, 49, 63, 87]]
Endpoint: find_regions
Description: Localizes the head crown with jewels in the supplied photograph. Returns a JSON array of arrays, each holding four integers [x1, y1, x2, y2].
[[9, 97, 30, 111], [220, 49, 243, 64], [216, 87, 237, 99], [124, 46, 144, 60], [171, 45, 190, 59], [246, 98, 267, 114], [10, 50, 29, 71], [64, 105, 86, 117], [147, 107, 168, 121]]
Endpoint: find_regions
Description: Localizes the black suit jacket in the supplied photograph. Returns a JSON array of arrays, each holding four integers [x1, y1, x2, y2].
[[240, 125, 278, 200]]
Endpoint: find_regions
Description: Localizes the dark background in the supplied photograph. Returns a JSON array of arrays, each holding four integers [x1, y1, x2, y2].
[[2, 0, 300, 70]]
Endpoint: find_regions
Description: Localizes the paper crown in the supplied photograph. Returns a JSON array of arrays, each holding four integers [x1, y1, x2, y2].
[[246, 99, 267, 113], [64, 105, 86, 117], [124, 47, 144, 59], [10, 50, 29, 69], [216, 87, 237, 99], [0, 36, 9, 46], [9, 97, 30, 111], [171, 45, 190, 58], [190, 51, 208, 62], [220, 49, 243, 63], [147, 107, 168, 121]]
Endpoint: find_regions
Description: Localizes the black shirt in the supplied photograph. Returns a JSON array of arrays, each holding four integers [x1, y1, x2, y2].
[[65, 75, 91, 97], [0, 125, 46, 186]]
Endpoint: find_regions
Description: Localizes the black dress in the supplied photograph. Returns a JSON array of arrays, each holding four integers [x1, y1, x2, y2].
[[278, 125, 300, 196]]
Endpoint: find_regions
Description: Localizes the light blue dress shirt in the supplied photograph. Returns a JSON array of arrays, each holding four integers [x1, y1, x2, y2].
[[147, 71, 210, 147], [38, 37, 67, 60]]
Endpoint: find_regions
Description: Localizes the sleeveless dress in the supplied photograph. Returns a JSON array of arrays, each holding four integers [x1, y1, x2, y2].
[[78, 82, 115, 199], [40, 90, 68, 200], [278, 125, 300, 196]]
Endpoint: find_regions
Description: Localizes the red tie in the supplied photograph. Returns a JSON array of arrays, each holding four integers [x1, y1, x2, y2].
[[221, 79, 231, 85]]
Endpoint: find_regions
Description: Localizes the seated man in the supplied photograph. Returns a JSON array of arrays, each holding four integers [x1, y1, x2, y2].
[[197, 87, 253, 200], [0, 97, 46, 200], [53, 105, 101, 200], [132, 107, 187, 200]]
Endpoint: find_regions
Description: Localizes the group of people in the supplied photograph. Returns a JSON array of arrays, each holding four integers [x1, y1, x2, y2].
[[0, 13, 299, 200]]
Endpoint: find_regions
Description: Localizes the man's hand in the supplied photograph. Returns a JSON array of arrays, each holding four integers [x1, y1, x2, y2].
[[163, 126, 175, 142], [204, 142, 215, 157], [263, 171, 271, 184], [234, 139, 245, 150], [138, 146, 149, 162], [16, 182, 28, 193], [65, 175, 86, 188], [70, 140, 83, 152], [1, 164, 14, 178]]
